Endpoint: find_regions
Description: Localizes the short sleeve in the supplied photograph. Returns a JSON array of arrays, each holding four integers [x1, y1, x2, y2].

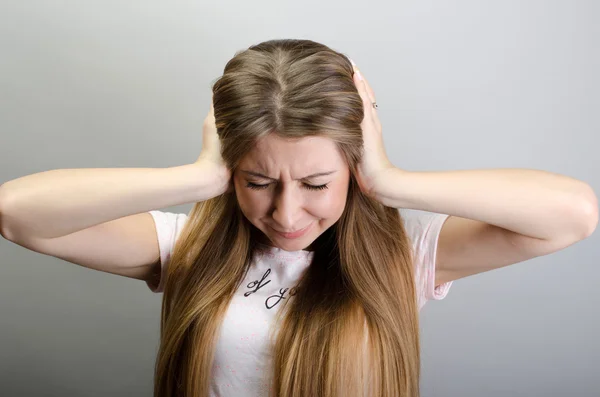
[[146, 210, 189, 293], [399, 208, 453, 310]]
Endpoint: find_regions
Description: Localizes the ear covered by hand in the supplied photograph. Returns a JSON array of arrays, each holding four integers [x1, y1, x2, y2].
[[350, 59, 395, 199], [196, 98, 234, 195]]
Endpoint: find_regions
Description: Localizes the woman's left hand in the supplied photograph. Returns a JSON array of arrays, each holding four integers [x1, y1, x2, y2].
[[351, 61, 396, 199]]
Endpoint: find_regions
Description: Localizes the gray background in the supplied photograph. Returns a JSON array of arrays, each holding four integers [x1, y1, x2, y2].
[[1, 1, 598, 396]]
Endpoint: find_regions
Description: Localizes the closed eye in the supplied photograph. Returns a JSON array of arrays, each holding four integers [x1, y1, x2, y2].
[[245, 182, 329, 191]]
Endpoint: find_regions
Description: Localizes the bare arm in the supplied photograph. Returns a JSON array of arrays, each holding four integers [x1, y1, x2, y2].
[[0, 99, 229, 288], [0, 161, 229, 286], [0, 161, 227, 240]]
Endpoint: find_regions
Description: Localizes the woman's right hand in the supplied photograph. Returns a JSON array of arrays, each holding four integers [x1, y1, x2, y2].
[[195, 99, 233, 195]]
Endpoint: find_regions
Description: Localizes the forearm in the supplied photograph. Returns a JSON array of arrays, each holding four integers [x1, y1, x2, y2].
[[0, 161, 223, 239], [374, 167, 598, 241]]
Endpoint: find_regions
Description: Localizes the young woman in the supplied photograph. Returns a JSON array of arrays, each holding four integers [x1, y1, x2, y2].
[[0, 39, 596, 397]]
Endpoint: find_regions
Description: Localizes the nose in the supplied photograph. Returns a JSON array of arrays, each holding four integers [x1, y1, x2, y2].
[[271, 183, 304, 231]]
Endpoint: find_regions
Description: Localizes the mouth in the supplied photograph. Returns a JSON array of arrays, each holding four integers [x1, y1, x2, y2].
[[272, 222, 314, 239]]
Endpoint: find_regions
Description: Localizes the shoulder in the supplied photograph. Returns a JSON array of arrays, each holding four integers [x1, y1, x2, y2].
[[149, 211, 188, 268], [399, 208, 450, 248], [398, 208, 453, 309], [145, 210, 189, 292]]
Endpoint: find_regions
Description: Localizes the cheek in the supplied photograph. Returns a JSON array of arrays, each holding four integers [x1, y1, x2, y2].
[[311, 187, 348, 217], [234, 179, 252, 214], [235, 189, 270, 216]]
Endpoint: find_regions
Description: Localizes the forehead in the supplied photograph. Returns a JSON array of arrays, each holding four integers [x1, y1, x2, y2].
[[240, 134, 346, 171]]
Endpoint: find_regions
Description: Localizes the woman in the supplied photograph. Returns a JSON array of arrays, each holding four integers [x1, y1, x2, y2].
[[0, 39, 596, 397]]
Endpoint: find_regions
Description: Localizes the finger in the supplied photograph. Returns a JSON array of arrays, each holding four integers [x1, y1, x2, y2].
[[351, 64, 382, 131], [353, 69, 375, 111], [352, 68, 377, 112], [208, 98, 215, 119], [359, 72, 377, 105]]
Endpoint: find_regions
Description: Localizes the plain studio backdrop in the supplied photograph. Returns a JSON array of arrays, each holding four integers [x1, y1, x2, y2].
[[0, 1, 598, 396]]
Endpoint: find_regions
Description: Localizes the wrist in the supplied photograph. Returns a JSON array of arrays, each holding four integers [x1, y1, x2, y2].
[[190, 160, 232, 200], [370, 167, 410, 208]]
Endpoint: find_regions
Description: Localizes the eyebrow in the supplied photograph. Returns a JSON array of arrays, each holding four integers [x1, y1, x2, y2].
[[240, 170, 337, 181]]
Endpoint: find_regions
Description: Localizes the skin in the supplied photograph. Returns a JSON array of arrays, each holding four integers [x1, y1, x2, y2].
[[233, 133, 351, 252]]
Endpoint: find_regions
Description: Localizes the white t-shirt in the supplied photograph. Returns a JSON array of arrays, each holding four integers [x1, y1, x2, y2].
[[146, 208, 453, 397]]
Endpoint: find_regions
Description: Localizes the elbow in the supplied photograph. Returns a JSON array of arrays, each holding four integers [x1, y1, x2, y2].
[[0, 187, 15, 241], [578, 184, 598, 239]]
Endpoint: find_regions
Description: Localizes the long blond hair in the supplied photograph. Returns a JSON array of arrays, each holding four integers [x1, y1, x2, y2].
[[153, 39, 420, 397]]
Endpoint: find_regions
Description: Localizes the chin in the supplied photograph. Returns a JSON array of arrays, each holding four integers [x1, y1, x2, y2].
[[280, 240, 314, 252]]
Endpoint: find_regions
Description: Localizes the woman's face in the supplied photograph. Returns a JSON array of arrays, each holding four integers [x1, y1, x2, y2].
[[233, 134, 351, 252]]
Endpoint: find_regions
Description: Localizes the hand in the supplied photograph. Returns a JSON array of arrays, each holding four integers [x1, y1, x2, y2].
[[351, 62, 396, 199], [195, 98, 234, 194]]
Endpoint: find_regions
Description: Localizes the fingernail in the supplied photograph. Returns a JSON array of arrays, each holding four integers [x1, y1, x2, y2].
[[350, 58, 356, 67], [355, 69, 363, 80]]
